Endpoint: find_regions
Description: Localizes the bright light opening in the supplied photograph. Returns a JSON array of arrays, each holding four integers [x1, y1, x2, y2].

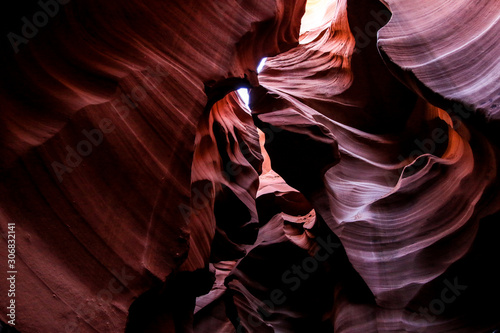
[[257, 57, 267, 73], [237, 58, 267, 109], [299, 0, 336, 39], [237, 88, 250, 106]]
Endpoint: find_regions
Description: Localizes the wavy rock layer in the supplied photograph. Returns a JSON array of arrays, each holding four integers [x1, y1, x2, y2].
[[252, 0, 500, 331], [1, 0, 500, 332], [0, 0, 306, 331], [378, 0, 500, 118]]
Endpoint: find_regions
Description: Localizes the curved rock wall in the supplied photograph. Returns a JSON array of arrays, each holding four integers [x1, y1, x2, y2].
[[1, 0, 499, 332]]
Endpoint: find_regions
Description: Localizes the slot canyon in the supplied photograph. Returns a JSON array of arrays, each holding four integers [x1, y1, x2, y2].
[[1, 0, 500, 332]]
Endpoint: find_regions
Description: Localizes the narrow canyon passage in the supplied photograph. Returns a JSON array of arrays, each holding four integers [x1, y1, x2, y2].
[[0, 0, 499, 332]]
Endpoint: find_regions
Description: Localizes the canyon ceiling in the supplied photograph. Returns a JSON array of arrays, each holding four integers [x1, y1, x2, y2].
[[1, 0, 500, 332]]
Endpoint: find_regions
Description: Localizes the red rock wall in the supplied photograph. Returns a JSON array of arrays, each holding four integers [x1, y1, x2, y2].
[[1, 0, 499, 332]]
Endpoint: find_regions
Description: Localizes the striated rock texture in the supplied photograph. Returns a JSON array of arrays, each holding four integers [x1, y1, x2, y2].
[[378, 0, 500, 118], [0, 0, 499, 332]]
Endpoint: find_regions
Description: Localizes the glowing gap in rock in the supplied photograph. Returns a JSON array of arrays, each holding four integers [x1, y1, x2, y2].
[[257, 57, 267, 73], [299, 0, 336, 39], [237, 88, 250, 107], [237, 58, 267, 109]]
